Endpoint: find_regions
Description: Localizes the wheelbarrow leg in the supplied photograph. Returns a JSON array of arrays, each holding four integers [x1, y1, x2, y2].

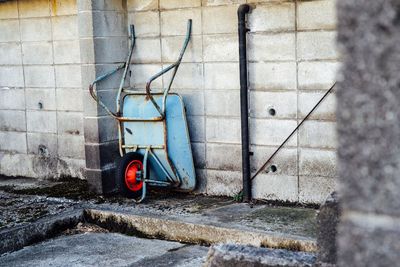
[[133, 147, 150, 203]]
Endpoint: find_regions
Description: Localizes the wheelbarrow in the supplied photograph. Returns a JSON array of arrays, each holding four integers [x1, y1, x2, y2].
[[89, 20, 195, 203]]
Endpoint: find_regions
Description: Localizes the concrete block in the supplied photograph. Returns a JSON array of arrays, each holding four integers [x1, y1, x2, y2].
[[202, 5, 238, 34], [252, 174, 298, 202], [205, 244, 316, 267], [25, 88, 57, 111], [0, 154, 37, 178], [52, 15, 79, 40], [0, 1, 18, 19], [84, 141, 119, 170], [192, 142, 206, 169], [78, 39, 95, 64], [22, 42, 53, 65], [24, 66, 55, 88], [91, 37, 128, 64], [204, 63, 239, 90], [161, 35, 202, 63], [250, 146, 297, 176], [82, 63, 126, 90], [160, 8, 202, 36], [248, 33, 296, 61], [56, 89, 83, 111], [160, 0, 201, 9], [205, 90, 240, 117], [58, 157, 85, 179], [0, 131, 27, 153], [83, 89, 118, 117], [316, 192, 339, 264], [249, 3, 295, 32], [337, 0, 400, 216], [26, 110, 57, 134], [91, 11, 126, 37], [206, 169, 241, 196], [57, 111, 84, 135], [55, 65, 82, 88], [130, 64, 163, 89], [206, 117, 240, 144], [297, 31, 338, 61], [27, 132, 58, 156], [298, 92, 336, 121], [206, 143, 241, 171], [78, 0, 125, 12], [0, 110, 26, 132], [54, 40, 81, 64], [338, 214, 400, 267], [203, 34, 238, 62], [247, 0, 292, 2], [127, 11, 159, 37], [299, 176, 335, 204], [298, 0, 337, 31], [250, 119, 297, 146], [0, 42, 22, 65], [298, 61, 339, 90], [162, 63, 203, 89], [51, 0, 77, 16], [0, 88, 25, 109], [58, 135, 85, 159], [299, 148, 336, 177], [84, 116, 118, 143], [77, 10, 94, 38], [299, 121, 337, 149], [127, 0, 158, 11], [131, 38, 161, 64], [0, 19, 20, 42], [172, 89, 204, 116], [0, 66, 25, 88], [20, 18, 52, 41], [187, 115, 205, 142], [18, 0, 50, 18], [249, 62, 297, 90], [202, 0, 245, 6], [250, 91, 297, 119], [194, 168, 207, 193]]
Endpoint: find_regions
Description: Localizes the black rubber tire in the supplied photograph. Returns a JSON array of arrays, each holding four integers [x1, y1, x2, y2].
[[116, 152, 145, 199]]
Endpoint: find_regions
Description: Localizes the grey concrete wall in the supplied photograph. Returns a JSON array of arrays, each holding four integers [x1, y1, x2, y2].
[[127, 0, 339, 203], [337, 0, 400, 265], [0, 0, 85, 179], [0, 0, 339, 204], [78, 0, 128, 193]]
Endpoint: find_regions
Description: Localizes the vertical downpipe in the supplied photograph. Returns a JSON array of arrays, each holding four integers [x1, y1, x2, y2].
[[238, 4, 251, 202]]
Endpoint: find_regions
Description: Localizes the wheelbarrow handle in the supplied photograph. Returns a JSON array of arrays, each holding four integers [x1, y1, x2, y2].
[[145, 19, 192, 118], [89, 64, 125, 119], [89, 24, 136, 119]]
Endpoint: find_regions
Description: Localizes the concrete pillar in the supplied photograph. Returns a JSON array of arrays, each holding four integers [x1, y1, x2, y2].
[[78, 0, 127, 193], [337, 0, 400, 266]]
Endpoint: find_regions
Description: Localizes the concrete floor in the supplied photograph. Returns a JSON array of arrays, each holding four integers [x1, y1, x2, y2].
[[0, 232, 209, 267], [0, 176, 318, 266]]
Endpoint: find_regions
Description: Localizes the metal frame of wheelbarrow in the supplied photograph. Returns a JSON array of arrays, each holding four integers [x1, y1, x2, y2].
[[89, 20, 194, 203]]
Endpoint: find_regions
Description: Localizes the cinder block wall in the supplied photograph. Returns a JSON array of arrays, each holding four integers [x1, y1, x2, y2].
[[0, 0, 85, 179], [0, 0, 338, 204], [127, 0, 339, 203]]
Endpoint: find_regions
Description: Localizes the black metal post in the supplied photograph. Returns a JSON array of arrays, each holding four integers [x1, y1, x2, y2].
[[238, 4, 251, 202]]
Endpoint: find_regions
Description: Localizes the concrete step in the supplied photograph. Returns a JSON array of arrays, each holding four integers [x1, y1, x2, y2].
[[84, 205, 317, 252]]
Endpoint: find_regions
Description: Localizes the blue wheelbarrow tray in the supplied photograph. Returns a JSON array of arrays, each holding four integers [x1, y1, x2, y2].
[[122, 92, 196, 191]]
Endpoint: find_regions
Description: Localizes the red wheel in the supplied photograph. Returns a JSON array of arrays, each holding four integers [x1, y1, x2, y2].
[[116, 152, 146, 198], [124, 160, 143, 192]]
